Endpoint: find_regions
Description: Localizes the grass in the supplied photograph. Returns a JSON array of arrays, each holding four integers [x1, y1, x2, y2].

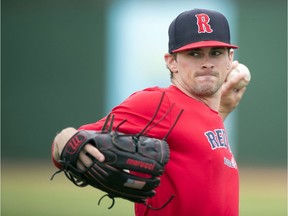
[[1, 162, 286, 216], [1, 162, 134, 216], [239, 167, 287, 216]]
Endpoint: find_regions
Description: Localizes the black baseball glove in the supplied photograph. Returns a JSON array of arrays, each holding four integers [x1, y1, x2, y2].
[[51, 93, 183, 209], [57, 128, 169, 204]]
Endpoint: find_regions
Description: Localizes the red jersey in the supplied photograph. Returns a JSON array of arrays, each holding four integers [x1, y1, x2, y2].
[[79, 85, 239, 216]]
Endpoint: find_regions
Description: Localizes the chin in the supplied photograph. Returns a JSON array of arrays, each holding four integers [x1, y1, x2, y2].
[[193, 85, 220, 97]]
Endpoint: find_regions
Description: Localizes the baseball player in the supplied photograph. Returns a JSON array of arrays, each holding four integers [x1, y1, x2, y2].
[[52, 8, 250, 216]]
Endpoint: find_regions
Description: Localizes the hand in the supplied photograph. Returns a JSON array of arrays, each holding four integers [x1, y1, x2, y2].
[[77, 143, 105, 170], [52, 128, 105, 170], [52, 127, 78, 162], [219, 61, 251, 120]]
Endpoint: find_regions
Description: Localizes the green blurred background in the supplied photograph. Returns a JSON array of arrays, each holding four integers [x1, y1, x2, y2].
[[2, 0, 287, 215]]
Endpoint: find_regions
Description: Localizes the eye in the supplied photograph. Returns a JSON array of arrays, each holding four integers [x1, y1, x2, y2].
[[188, 51, 200, 57], [211, 49, 226, 56], [211, 50, 222, 56]]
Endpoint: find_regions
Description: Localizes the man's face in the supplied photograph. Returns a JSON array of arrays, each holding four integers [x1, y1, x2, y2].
[[168, 47, 234, 99]]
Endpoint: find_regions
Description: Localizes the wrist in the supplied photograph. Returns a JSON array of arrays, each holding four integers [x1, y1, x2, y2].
[[219, 107, 231, 121]]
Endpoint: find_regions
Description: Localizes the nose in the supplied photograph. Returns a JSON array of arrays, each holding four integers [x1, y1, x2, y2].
[[201, 57, 214, 69]]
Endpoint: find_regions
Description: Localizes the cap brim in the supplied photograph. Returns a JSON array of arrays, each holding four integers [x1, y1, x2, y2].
[[172, 41, 239, 53]]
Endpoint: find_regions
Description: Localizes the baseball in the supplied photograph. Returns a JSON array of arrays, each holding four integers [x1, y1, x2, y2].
[[227, 63, 251, 89]]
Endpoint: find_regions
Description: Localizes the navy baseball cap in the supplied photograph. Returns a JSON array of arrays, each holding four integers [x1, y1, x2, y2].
[[168, 8, 238, 53]]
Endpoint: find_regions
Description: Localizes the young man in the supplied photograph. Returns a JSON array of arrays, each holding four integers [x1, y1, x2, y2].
[[52, 8, 249, 216]]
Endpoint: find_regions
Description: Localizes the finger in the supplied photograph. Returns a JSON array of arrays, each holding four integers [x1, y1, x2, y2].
[[231, 60, 239, 69], [84, 144, 105, 162], [224, 72, 247, 91], [226, 60, 238, 75], [77, 159, 86, 171], [231, 87, 246, 107], [79, 150, 94, 167], [234, 86, 246, 97]]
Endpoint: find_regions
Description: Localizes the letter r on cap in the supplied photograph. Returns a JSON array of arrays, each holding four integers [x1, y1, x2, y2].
[[195, 13, 213, 33]]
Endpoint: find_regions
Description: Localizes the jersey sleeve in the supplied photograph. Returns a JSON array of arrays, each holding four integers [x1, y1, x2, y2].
[[79, 87, 172, 139]]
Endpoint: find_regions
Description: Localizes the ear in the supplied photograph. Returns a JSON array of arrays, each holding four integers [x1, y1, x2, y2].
[[227, 49, 235, 70], [164, 53, 178, 73]]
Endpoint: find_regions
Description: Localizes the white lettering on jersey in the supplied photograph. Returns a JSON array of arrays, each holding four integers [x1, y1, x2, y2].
[[204, 129, 229, 150]]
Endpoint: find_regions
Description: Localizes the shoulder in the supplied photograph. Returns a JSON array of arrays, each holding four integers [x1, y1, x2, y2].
[[130, 86, 166, 99], [115, 86, 171, 111], [108, 86, 174, 135]]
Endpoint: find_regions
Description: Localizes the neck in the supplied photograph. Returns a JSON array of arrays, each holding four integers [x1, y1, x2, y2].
[[171, 83, 221, 112], [197, 93, 221, 112]]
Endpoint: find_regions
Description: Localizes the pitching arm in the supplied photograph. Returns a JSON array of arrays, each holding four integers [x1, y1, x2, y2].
[[219, 61, 251, 121]]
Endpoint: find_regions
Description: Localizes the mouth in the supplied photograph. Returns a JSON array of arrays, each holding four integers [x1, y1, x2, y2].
[[196, 70, 218, 77], [198, 74, 215, 77], [195, 70, 219, 79], [195, 72, 219, 84], [196, 74, 217, 80]]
